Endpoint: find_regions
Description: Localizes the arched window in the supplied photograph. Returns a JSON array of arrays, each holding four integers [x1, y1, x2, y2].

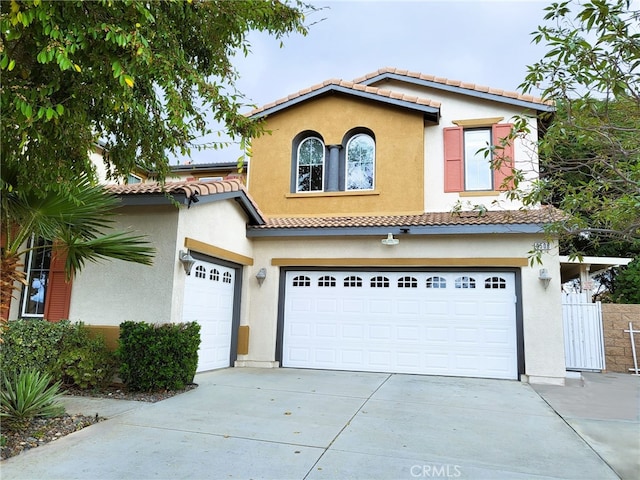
[[296, 137, 325, 192], [346, 133, 375, 190]]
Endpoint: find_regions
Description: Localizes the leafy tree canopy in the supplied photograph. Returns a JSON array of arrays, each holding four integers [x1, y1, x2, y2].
[[495, 0, 639, 257], [1, 0, 312, 192]]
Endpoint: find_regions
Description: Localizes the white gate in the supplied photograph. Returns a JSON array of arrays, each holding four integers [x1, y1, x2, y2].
[[562, 293, 605, 371]]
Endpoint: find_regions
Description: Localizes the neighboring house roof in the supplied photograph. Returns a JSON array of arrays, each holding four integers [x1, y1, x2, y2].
[[170, 161, 245, 173], [247, 67, 554, 121], [247, 78, 441, 122], [247, 206, 564, 237], [355, 67, 555, 112], [106, 179, 265, 225]]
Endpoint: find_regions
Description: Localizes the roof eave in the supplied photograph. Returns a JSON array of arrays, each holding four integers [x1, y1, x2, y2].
[[247, 223, 545, 237], [360, 73, 555, 113], [248, 84, 440, 122]]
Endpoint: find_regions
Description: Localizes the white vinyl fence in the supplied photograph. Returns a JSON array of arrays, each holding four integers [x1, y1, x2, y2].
[[562, 293, 606, 371]]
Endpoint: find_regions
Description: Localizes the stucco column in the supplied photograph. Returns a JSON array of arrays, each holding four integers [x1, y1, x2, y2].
[[326, 144, 342, 191]]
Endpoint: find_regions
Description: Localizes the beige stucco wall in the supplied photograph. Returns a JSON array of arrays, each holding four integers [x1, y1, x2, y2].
[[425, 94, 539, 213], [240, 233, 565, 383], [68, 199, 254, 328], [248, 95, 425, 217], [68, 205, 179, 326]]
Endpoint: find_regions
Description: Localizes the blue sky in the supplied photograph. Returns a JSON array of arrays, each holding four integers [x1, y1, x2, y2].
[[177, 0, 554, 164]]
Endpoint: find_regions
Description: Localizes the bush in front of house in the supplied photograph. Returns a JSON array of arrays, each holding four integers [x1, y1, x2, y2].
[[51, 323, 117, 390], [0, 319, 116, 390], [117, 321, 201, 392], [0, 319, 67, 378]]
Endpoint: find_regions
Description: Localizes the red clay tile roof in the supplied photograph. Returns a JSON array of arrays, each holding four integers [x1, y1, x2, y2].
[[106, 179, 244, 196], [247, 78, 441, 117], [247, 67, 552, 118], [252, 206, 562, 230], [354, 67, 553, 106], [106, 179, 265, 221]]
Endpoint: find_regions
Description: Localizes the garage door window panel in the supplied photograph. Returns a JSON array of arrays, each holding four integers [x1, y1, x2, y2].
[[344, 276, 363, 287], [293, 276, 311, 287], [210, 269, 219, 281], [318, 276, 336, 287], [485, 276, 507, 289], [370, 276, 389, 288], [426, 276, 447, 289], [455, 276, 476, 289], [398, 276, 418, 288]]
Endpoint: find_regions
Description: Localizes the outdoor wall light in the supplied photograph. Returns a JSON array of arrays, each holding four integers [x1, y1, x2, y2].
[[538, 268, 552, 289], [381, 233, 399, 246], [179, 250, 196, 275], [256, 267, 267, 286]]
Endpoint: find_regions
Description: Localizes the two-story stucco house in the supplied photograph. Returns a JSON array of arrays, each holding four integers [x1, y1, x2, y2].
[[9, 68, 566, 384]]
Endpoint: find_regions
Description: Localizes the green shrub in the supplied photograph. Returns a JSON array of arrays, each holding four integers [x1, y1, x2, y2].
[[51, 324, 117, 390], [118, 321, 200, 392], [1, 320, 117, 390], [0, 369, 65, 432], [0, 319, 67, 378]]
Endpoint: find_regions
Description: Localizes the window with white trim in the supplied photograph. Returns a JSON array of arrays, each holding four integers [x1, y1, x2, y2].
[[296, 137, 325, 192], [346, 133, 375, 191], [464, 129, 493, 191], [20, 237, 52, 317]]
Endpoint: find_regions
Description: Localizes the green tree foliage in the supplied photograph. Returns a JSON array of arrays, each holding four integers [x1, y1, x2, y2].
[[0, 0, 311, 191], [609, 257, 640, 303], [494, 0, 639, 256]]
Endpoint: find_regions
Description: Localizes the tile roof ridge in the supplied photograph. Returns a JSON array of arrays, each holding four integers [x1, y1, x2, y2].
[[352, 67, 552, 106], [246, 74, 440, 117]]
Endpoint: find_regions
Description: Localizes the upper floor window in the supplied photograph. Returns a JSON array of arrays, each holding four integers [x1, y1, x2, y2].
[[346, 134, 375, 191], [444, 123, 514, 193], [464, 129, 492, 191], [296, 137, 325, 192]]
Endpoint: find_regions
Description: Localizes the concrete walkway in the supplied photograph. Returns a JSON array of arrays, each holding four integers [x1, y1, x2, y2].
[[533, 372, 640, 480], [1, 368, 635, 480]]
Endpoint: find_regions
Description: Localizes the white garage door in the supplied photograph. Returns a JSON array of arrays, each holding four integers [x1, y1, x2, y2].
[[183, 260, 235, 372], [283, 271, 518, 379]]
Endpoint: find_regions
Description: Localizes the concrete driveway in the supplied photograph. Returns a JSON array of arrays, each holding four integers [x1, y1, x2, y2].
[[1, 368, 633, 480]]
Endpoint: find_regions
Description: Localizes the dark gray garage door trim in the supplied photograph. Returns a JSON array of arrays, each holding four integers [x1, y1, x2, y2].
[[191, 251, 243, 367], [276, 266, 525, 379]]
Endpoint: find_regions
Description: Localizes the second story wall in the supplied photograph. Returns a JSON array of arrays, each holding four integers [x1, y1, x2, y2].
[[248, 94, 426, 217]]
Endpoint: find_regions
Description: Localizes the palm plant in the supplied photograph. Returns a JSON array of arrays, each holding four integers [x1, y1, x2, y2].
[[0, 369, 65, 431], [0, 165, 155, 333]]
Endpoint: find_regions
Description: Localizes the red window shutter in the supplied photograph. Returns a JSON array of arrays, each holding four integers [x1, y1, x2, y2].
[[443, 127, 464, 192], [492, 123, 514, 191], [44, 248, 72, 322]]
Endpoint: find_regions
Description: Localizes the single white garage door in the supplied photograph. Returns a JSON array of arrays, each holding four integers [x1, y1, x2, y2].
[[283, 271, 518, 379], [183, 260, 235, 372]]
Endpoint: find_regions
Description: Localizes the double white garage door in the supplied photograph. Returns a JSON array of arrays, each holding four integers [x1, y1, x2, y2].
[[283, 270, 518, 379], [183, 260, 235, 373]]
